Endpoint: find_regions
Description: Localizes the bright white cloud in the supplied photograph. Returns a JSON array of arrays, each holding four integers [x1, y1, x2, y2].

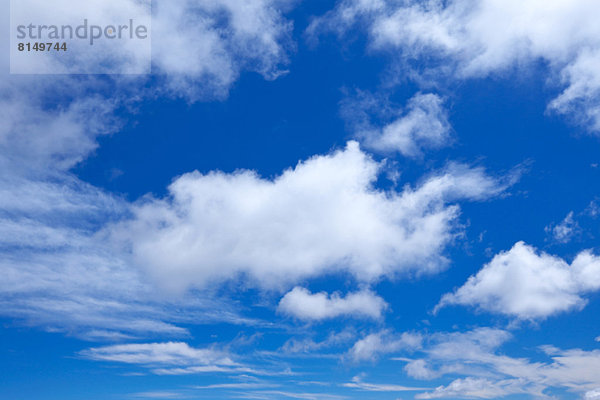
[[312, 0, 600, 132], [113, 141, 508, 293], [347, 330, 422, 362], [342, 92, 451, 157], [277, 287, 387, 321], [436, 241, 600, 319]]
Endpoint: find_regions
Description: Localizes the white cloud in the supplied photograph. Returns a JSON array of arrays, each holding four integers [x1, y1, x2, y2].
[[277, 287, 387, 321], [402, 328, 514, 381], [195, 382, 280, 390], [113, 142, 508, 293], [585, 388, 600, 400], [220, 390, 346, 400], [347, 330, 422, 362], [280, 329, 356, 354], [80, 341, 276, 376], [436, 241, 600, 319], [366, 93, 450, 156], [132, 391, 185, 399], [151, 0, 294, 99], [0, 91, 120, 173], [342, 92, 452, 157], [82, 342, 235, 366], [343, 375, 426, 392], [545, 211, 579, 243], [415, 378, 529, 399], [395, 327, 600, 398], [0, 176, 259, 339], [312, 0, 600, 132]]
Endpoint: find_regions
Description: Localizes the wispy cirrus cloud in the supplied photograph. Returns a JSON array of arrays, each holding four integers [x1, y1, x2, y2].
[[81, 341, 235, 366], [280, 329, 356, 355], [342, 375, 426, 392], [545, 211, 580, 243], [347, 330, 422, 362]]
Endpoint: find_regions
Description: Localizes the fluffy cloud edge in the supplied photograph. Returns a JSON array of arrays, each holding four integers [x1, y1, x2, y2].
[[435, 241, 600, 319]]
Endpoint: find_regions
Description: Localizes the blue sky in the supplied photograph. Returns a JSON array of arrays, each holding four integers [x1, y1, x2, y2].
[[2, 1, 600, 399]]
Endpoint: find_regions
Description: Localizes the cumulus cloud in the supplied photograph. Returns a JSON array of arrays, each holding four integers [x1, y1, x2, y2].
[[436, 241, 600, 319], [277, 287, 387, 321], [347, 330, 422, 362], [113, 142, 508, 292], [312, 0, 600, 132], [342, 92, 452, 157]]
